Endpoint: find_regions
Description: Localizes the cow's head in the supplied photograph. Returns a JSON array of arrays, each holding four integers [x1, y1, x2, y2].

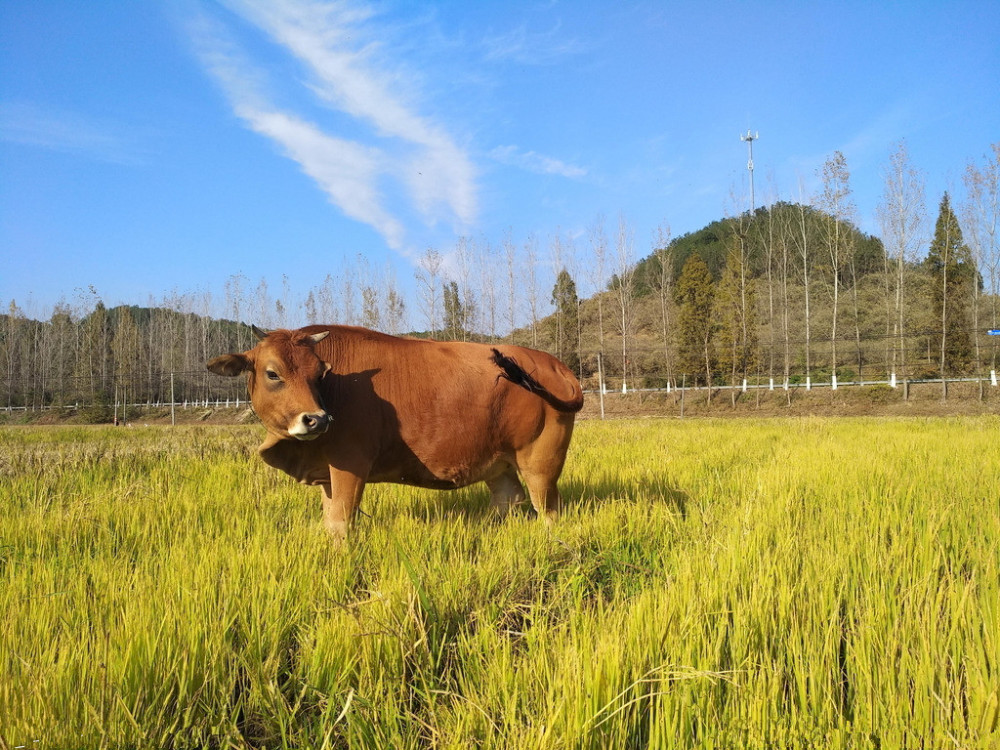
[[207, 327, 332, 441]]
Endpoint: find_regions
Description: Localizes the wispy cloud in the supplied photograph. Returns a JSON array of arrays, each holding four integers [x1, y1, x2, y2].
[[482, 21, 586, 66], [0, 102, 148, 165], [190, 0, 477, 249], [490, 145, 586, 179]]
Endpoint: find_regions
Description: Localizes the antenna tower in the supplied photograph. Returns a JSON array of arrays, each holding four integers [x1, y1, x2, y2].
[[740, 130, 759, 213]]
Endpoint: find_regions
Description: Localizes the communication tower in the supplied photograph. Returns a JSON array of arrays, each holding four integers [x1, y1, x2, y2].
[[740, 130, 759, 213]]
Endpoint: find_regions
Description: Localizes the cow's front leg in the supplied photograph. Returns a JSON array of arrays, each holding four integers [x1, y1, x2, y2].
[[320, 468, 366, 541]]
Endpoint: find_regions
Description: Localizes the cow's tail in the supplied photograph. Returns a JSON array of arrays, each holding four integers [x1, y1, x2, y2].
[[491, 348, 584, 413]]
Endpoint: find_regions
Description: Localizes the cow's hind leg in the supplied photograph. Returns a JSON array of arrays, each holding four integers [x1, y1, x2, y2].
[[516, 414, 575, 525], [321, 467, 366, 542], [486, 466, 527, 519], [521, 471, 562, 525]]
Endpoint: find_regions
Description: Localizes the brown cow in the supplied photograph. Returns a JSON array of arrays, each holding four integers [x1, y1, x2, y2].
[[207, 325, 583, 539]]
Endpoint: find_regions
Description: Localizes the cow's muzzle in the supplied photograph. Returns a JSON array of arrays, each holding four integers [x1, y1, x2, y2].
[[288, 410, 331, 440]]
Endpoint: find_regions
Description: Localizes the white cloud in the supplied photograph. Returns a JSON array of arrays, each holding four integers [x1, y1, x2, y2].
[[490, 145, 586, 179], [191, 0, 477, 249], [248, 109, 406, 248]]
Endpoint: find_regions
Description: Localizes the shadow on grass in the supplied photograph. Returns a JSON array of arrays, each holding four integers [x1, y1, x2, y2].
[[389, 470, 689, 526]]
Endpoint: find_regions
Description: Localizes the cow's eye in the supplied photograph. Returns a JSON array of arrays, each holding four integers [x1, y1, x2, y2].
[[265, 369, 281, 382]]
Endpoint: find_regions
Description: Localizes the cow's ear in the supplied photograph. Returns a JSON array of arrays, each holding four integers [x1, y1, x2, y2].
[[321, 361, 332, 377], [207, 353, 252, 377]]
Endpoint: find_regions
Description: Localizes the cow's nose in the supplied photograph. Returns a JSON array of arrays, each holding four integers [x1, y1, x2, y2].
[[300, 411, 330, 435]]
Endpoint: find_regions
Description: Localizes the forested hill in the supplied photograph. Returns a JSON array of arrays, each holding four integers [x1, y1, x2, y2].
[[629, 202, 885, 292]]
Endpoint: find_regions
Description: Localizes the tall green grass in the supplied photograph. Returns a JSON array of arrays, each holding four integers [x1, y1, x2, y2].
[[1, 418, 997, 748]]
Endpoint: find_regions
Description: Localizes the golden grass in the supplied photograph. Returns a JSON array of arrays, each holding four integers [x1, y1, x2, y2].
[[1, 418, 997, 748]]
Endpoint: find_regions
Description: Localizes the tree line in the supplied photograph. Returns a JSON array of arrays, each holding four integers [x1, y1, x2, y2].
[[2, 142, 998, 415]]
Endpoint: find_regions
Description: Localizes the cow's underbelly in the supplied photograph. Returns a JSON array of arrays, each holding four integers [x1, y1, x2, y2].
[[261, 432, 511, 490], [367, 450, 507, 490]]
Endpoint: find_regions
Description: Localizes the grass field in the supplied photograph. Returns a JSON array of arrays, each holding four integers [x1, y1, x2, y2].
[[1, 418, 998, 749]]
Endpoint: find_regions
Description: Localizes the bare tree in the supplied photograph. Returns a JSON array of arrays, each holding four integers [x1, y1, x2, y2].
[[755, 179, 781, 386], [586, 215, 609, 377], [454, 237, 478, 340], [877, 141, 925, 388], [381, 265, 407, 335], [794, 183, 814, 389], [613, 213, 636, 390], [962, 143, 1000, 377], [477, 240, 499, 341], [502, 229, 518, 342], [816, 151, 854, 389], [416, 248, 444, 337], [252, 278, 273, 329], [524, 234, 541, 347], [649, 224, 675, 386], [225, 272, 249, 349]]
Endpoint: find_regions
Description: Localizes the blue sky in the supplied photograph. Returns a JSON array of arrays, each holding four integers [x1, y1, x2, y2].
[[2, 0, 998, 327]]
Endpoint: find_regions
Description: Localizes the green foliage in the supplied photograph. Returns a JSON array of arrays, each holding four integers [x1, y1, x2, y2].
[[674, 254, 716, 385], [715, 239, 759, 381], [442, 281, 467, 340], [631, 203, 885, 297], [550, 268, 579, 371], [924, 192, 976, 373], [2, 419, 998, 747]]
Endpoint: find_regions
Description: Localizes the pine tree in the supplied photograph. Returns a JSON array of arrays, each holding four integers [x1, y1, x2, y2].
[[925, 192, 975, 375], [550, 268, 579, 372], [675, 254, 716, 387]]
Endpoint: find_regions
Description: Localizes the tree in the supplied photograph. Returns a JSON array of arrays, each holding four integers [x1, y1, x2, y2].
[[47, 302, 76, 406], [477, 240, 499, 341], [794, 187, 815, 387], [361, 285, 381, 331], [524, 234, 541, 347], [416, 248, 443, 337], [503, 229, 518, 342], [877, 142, 925, 386], [613, 213, 637, 390], [454, 237, 478, 340], [112, 306, 141, 411], [962, 143, 1000, 376], [816, 151, 854, 388], [716, 237, 758, 401], [755, 183, 779, 386], [443, 281, 467, 340], [550, 268, 579, 372], [925, 192, 976, 383], [587, 216, 609, 367], [648, 224, 675, 386], [78, 299, 111, 400], [383, 270, 407, 335], [675, 254, 716, 392]]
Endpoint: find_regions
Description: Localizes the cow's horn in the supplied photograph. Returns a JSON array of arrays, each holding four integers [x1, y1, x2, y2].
[[252, 325, 270, 341], [308, 331, 330, 344]]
